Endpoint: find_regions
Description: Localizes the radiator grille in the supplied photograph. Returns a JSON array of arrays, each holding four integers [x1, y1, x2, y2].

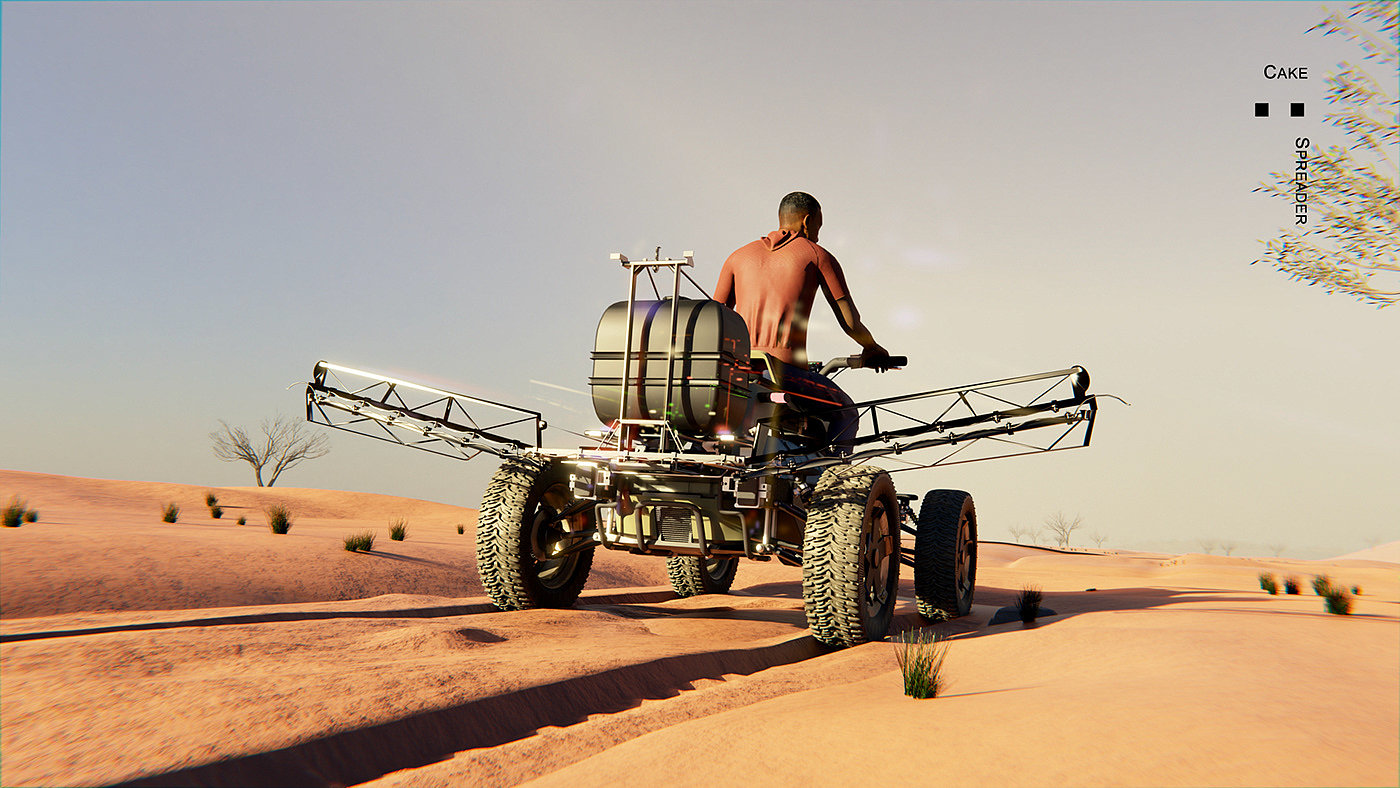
[[657, 507, 694, 543]]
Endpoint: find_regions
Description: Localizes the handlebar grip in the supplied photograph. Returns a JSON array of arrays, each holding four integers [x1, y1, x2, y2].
[[860, 355, 907, 370], [822, 354, 907, 374]]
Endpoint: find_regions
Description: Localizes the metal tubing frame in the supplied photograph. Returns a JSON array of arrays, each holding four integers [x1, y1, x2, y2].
[[305, 357, 1100, 484], [608, 251, 698, 456], [305, 361, 544, 461], [747, 366, 1099, 476], [302, 260, 1102, 484]]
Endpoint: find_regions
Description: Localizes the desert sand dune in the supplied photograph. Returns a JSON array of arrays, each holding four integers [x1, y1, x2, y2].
[[0, 470, 674, 618], [1333, 540, 1400, 564], [1, 470, 1396, 787]]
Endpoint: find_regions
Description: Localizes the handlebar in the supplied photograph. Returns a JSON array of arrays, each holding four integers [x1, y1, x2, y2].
[[818, 355, 907, 376]]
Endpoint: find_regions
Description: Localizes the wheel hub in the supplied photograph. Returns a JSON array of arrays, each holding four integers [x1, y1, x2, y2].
[[864, 503, 894, 616], [530, 485, 583, 589], [956, 516, 973, 599]]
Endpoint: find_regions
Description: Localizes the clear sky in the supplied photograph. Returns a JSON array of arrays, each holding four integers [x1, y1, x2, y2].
[[2, 1, 1395, 558]]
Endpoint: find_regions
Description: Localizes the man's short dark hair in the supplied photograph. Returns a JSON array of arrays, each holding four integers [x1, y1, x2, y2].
[[779, 191, 821, 220]]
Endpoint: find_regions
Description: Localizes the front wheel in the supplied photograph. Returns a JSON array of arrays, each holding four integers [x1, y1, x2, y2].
[[666, 555, 739, 597], [476, 456, 594, 610], [802, 466, 900, 647], [914, 489, 977, 619]]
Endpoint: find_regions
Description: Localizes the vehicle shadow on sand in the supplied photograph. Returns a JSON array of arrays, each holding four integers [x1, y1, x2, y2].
[[112, 630, 824, 788], [88, 581, 1396, 787]]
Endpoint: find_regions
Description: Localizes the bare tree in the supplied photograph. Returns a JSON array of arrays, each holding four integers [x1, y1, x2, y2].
[[1197, 538, 1216, 555], [1008, 524, 1031, 544], [1043, 512, 1083, 548], [1268, 542, 1287, 557], [1089, 531, 1108, 549], [211, 415, 330, 487], [1219, 540, 1238, 556], [1254, 2, 1398, 307]]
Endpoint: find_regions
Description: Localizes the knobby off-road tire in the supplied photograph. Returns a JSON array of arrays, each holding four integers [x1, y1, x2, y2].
[[802, 466, 900, 647], [666, 555, 739, 597], [915, 489, 977, 620], [476, 456, 594, 610]]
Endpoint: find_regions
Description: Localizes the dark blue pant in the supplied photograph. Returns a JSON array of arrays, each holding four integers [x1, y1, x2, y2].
[[766, 361, 859, 452]]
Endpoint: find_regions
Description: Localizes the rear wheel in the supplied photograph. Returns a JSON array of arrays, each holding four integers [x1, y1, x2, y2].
[[914, 489, 977, 619], [666, 555, 739, 597], [802, 466, 900, 647], [476, 456, 594, 610]]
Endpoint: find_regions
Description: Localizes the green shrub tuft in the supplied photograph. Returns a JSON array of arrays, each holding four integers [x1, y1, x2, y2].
[[1017, 584, 1043, 624], [205, 492, 218, 507], [1351, 585, 1362, 596], [1311, 575, 1334, 596], [24, 509, 39, 523], [1324, 588, 1353, 615], [1258, 572, 1279, 594], [3, 496, 26, 528], [343, 531, 375, 552], [210, 505, 223, 519], [265, 504, 293, 534], [893, 628, 949, 699], [162, 502, 180, 523], [389, 518, 408, 541], [237, 516, 246, 526], [457, 523, 465, 535], [1284, 577, 1301, 594]]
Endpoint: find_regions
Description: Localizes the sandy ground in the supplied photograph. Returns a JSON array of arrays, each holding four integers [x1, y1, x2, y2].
[[2, 469, 1396, 787]]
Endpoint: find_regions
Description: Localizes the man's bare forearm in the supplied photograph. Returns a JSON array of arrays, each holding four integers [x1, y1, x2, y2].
[[835, 298, 887, 355]]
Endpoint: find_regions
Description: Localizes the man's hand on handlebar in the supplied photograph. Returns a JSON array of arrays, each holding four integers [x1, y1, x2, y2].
[[863, 354, 906, 372], [861, 343, 898, 373]]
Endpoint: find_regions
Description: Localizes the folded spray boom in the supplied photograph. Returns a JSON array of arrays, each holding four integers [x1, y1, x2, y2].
[[305, 359, 1105, 475], [305, 361, 544, 463]]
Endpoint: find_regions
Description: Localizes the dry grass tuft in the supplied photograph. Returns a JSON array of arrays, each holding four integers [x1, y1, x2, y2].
[[1017, 584, 1043, 623], [265, 504, 293, 534], [3, 496, 27, 528], [389, 518, 408, 541], [892, 628, 949, 699], [1324, 587, 1354, 615]]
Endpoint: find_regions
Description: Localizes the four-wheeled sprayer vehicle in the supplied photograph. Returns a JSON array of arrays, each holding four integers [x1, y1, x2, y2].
[[305, 252, 1104, 647]]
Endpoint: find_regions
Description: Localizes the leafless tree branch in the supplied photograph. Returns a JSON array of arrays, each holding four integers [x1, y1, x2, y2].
[[210, 415, 330, 487], [1043, 511, 1083, 548]]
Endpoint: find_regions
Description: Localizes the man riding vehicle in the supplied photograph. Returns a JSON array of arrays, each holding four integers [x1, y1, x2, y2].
[[714, 191, 893, 450]]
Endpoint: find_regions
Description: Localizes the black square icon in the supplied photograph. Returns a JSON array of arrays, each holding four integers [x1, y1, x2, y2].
[[1291, 102, 1304, 117], [1255, 102, 1269, 117]]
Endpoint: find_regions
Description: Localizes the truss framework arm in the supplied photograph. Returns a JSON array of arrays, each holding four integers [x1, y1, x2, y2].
[[763, 366, 1101, 475], [305, 361, 544, 461]]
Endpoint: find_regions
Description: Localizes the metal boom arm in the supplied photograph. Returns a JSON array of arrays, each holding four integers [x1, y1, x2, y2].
[[305, 361, 543, 462], [773, 366, 1103, 475]]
